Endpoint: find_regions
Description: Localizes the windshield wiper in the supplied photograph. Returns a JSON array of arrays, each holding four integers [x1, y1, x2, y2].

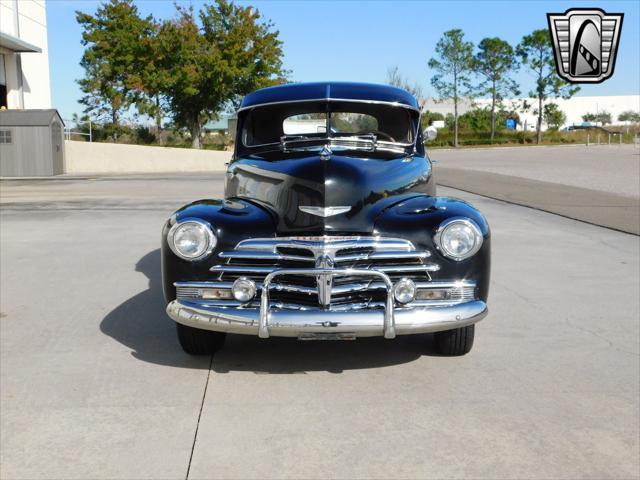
[[277, 133, 411, 156], [280, 134, 379, 153], [279, 135, 327, 152], [330, 134, 377, 151]]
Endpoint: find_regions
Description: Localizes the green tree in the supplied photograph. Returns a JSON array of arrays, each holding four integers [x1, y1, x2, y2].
[[428, 29, 474, 147], [618, 110, 640, 123], [458, 107, 492, 132], [582, 111, 612, 125], [76, 0, 154, 133], [420, 110, 445, 130], [517, 29, 579, 144], [473, 37, 519, 141], [541, 103, 566, 130], [156, 1, 287, 148], [596, 110, 612, 125], [128, 18, 170, 143]]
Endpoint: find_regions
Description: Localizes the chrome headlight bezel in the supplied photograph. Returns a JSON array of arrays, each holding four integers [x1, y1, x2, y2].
[[434, 218, 483, 261], [167, 219, 217, 261]]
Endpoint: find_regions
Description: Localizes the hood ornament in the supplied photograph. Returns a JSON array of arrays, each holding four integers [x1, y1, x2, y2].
[[319, 146, 332, 161], [299, 206, 351, 217]]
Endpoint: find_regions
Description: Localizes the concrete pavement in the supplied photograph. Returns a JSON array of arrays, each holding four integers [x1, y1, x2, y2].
[[431, 144, 640, 198], [1, 175, 639, 479], [432, 144, 640, 234], [435, 168, 640, 235]]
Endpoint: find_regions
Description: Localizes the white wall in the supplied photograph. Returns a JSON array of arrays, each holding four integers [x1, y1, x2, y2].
[[64, 141, 231, 174], [423, 95, 640, 130], [0, 0, 51, 109], [482, 96, 640, 130]]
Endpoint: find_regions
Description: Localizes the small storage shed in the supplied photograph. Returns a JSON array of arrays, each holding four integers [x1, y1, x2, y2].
[[0, 109, 65, 176]]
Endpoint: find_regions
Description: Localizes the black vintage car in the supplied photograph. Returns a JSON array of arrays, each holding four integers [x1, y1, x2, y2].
[[162, 82, 490, 356]]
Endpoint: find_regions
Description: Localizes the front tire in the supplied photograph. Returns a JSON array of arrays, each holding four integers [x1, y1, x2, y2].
[[434, 324, 475, 356], [176, 323, 226, 355]]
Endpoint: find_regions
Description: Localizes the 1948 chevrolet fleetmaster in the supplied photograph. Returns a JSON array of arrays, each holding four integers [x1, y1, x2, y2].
[[162, 82, 490, 356]]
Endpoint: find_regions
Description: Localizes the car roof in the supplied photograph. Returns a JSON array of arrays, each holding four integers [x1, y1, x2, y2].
[[239, 82, 420, 112]]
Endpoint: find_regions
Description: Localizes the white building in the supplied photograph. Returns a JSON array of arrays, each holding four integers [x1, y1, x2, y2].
[[423, 95, 640, 131], [0, 0, 52, 109]]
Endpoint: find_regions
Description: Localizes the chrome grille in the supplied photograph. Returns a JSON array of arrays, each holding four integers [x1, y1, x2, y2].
[[210, 236, 439, 308]]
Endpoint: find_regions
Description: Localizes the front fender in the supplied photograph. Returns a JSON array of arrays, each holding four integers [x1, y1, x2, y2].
[[161, 198, 276, 302], [373, 195, 491, 301]]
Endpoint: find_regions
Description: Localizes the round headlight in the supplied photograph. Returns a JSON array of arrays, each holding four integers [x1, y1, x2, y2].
[[168, 220, 216, 260], [394, 278, 416, 304], [232, 277, 256, 303], [435, 219, 483, 261]]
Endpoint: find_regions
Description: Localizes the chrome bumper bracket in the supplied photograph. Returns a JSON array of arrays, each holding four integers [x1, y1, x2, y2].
[[259, 268, 395, 339]]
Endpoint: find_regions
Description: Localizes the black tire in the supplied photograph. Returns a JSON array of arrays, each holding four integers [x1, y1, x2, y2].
[[434, 324, 475, 356], [176, 322, 226, 355]]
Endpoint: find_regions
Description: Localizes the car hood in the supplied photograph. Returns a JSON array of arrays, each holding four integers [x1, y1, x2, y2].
[[225, 152, 432, 234]]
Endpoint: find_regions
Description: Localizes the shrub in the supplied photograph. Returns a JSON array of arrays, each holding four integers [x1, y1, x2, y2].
[[135, 126, 156, 145]]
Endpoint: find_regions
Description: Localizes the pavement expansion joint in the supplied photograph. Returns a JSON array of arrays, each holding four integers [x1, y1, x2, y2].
[[185, 354, 214, 480]]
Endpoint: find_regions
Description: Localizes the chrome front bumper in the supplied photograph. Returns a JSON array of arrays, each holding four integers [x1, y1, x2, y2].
[[166, 299, 488, 339], [167, 267, 487, 338]]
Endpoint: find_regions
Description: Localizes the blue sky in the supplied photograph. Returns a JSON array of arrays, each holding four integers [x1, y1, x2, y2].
[[47, 0, 640, 121]]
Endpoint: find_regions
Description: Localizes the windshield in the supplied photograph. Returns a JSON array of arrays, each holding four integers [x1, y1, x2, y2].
[[237, 100, 418, 157]]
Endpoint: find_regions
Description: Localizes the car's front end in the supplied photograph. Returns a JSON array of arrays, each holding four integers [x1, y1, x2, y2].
[[162, 82, 490, 356]]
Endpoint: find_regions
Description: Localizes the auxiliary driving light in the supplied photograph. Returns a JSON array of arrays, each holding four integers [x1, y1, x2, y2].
[[393, 278, 416, 304], [232, 277, 257, 302]]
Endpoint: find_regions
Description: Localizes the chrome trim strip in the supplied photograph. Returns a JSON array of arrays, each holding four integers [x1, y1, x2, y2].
[[209, 265, 275, 273], [208, 264, 442, 275], [414, 281, 476, 289], [334, 251, 430, 262], [374, 264, 440, 273], [270, 283, 317, 294], [238, 97, 421, 113], [332, 282, 386, 294], [174, 281, 235, 288], [218, 251, 314, 262], [166, 300, 488, 337], [234, 236, 417, 252]]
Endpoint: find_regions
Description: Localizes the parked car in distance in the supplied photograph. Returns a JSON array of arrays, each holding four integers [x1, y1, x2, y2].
[[162, 82, 490, 356]]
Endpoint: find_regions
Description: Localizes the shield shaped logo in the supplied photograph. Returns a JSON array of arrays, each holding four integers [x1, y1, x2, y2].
[[547, 8, 624, 84]]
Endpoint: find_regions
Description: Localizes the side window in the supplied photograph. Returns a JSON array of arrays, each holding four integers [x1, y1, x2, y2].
[[0, 129, 12, 144]]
